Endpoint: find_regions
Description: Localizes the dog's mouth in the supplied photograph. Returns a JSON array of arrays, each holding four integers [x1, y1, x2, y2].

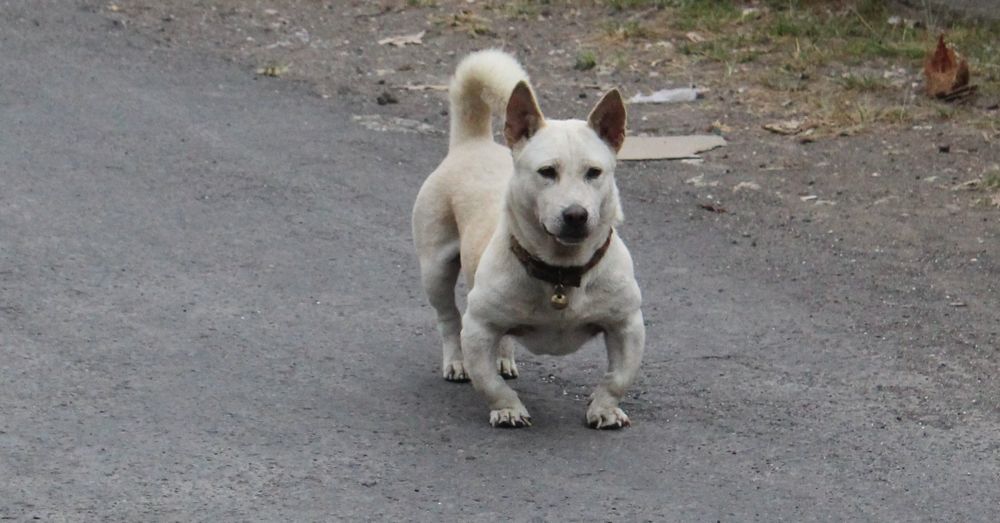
[[556, 232, 588, 245], [544, 224, 589, 246]]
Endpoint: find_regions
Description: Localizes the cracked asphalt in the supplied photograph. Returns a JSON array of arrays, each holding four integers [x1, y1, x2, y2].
[[1, 1, 998, 521]]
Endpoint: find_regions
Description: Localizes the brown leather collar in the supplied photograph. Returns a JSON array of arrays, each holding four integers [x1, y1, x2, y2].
[[509, 229, 614, 288]]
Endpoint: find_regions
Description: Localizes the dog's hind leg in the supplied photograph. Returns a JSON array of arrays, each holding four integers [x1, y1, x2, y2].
[[419, 248, 467, 382], [496, 336, 519, 379], [414, 177, 470, 382]]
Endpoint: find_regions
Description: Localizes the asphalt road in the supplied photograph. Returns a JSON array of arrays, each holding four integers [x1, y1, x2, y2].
[[2, 2, 997, 521]]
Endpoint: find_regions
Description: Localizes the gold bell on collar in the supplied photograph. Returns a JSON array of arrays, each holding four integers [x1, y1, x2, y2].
[[550, 284, 568, 310]]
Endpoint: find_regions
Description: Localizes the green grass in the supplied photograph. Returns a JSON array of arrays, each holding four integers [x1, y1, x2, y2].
[[498, 0, 541, 18], [587, 0, 998, 76], [470, 0, 1000, 132], [574, 50, 598, 71], [985, 169, 1000, 191], [603, 19, 650, 39], [839, 73, 889, 92], [759, 67, 809, 92], [658, 0, 997, 130], [651, 0, 993, 69], [605, 0, 671, 11], [668, 1, 741, 32]]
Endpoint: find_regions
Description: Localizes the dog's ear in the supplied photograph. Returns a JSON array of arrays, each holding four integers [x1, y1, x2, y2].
[[505, 81, 544, 147], [587, 89, 627, 152]]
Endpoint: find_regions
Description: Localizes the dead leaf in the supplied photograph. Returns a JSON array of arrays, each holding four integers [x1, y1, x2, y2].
[[628, 87, 704, 104], [923, 34, 976, 100], [618, 135, 726, 161], [733, 181, 761, 192], [707, 120, 733, 135], [399, 83, 448, 91], [376, 91, 398, 105], [837, 125, 863, 137], [256, 64, 288, 77], [685, 31, 706, 43], [352, 115, 441, 134], [378, 30, 425, 47], [438, 11, 494, 37], [951, 179, 980, 191], [888, 16, 919, 29], [686, 174, 720, 188], [940, 85, 977, 102], [763, 119, 810, 135], [698, 202, 727, 213]]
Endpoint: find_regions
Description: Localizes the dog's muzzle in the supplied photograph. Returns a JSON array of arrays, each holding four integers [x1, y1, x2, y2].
[[557, 204, 589, 243]]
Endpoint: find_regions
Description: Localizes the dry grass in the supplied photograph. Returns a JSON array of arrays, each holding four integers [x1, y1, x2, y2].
[[556, 0, 999, 135], [423, 0, 1000, 136]]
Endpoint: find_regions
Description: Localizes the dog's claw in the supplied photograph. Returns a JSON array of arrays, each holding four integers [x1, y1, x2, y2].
[[586, 406, 631, 430], [489, 407, 532, 428], [496, 357, 519, 380], [443, 361, 470, 382]]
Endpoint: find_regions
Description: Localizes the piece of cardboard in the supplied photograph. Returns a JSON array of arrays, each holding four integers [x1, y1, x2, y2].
[[617, 135, 727, 161]]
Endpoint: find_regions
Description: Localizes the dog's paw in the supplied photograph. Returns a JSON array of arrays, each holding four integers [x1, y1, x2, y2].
[[586, 405, 631, 430], [489, 407, 532, 428], [496, 357, 519, 380], [443, 361, 470, 382]]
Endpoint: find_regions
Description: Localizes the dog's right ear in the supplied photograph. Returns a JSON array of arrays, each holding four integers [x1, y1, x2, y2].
[[505, 81, 544, 147]]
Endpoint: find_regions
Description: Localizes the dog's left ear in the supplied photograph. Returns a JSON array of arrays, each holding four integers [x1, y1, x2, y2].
[[587, 89, 627, 153]]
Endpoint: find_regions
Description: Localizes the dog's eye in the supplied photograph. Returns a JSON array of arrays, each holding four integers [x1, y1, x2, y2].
[[585, 167, 603, 180], [537, 166, 557, 179]]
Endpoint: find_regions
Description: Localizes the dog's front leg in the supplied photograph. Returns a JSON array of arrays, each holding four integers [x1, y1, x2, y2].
[[588, 310, 645, 429], [461, 315, 531, 428]]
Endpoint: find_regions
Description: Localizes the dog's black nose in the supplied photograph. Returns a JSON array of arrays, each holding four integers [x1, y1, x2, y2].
[[562, 205, 589, 228]]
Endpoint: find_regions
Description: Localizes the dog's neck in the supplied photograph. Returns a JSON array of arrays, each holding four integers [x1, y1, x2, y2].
[[503, 206, 613, 268]]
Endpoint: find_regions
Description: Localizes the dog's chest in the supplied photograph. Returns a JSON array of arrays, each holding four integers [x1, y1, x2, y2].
[[509, 322, 603, 356]]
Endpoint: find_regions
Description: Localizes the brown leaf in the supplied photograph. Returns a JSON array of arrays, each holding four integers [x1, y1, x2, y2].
[[697, 202, 727, 213], [763, 119, 815, 135], [685, 31, 706, 43]]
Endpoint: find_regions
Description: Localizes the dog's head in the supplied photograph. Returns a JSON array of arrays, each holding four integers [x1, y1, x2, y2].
[[504, 81, 626, 248]]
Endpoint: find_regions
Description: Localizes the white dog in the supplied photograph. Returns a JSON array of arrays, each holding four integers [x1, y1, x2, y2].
[[412, 50, 645, 429]]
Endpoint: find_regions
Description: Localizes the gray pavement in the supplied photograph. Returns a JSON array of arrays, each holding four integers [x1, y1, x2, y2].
[[2, 2, 998, 521]]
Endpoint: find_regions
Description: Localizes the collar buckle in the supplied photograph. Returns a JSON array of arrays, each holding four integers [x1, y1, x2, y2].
[[509, 229, 614, 309]]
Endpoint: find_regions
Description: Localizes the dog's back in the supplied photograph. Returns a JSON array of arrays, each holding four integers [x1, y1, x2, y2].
[[412, 50, 529, 284]]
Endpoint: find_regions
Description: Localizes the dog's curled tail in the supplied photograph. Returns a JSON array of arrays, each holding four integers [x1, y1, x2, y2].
[[448, 49, 529, 149]]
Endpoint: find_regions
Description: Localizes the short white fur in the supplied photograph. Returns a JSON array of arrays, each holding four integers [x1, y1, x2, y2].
[[412, 50, 645, 429]]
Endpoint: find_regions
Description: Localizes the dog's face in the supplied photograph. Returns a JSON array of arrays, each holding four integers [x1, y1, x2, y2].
[[504, 83, 626, 246]]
